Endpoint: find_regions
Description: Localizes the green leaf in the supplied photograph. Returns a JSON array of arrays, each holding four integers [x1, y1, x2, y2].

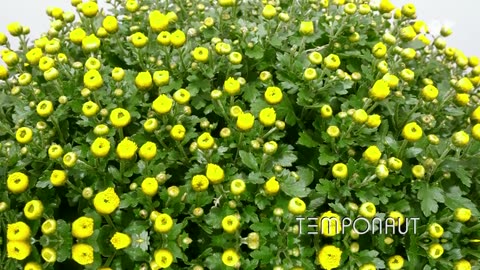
[[296, 166, 314, 186], [444, 186, 480, 216], [281, 176, 311, 198], [245, 45, 264, 59], [297, 132, 319, 148], [417, 183, 445, 217], [405, 147, 423, 158], [318, 145, 337, 165], [239, 150, 259, 171], [250, 245, 274, 263]]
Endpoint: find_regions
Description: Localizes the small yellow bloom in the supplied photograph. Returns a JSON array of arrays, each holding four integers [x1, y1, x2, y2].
[[318, 245, 342, 269], [156, 31, 171, 46], [81, 1, 98, 17], [154, 249, 173, 268], [197, 132, 215, 150], [144, 118, 158, 133], [24, 262, 42, 270], [7, 221, 31, 241], [16, 127, 33, 144], [63, 152, 78, 168], [131, 32, 148, 48], [192, 175, 209, 192], [299, 21, 314, 35], [324, 54, 341, 70], [352, 109, 368, 124], [327, 126, 340, 138], [154, 213, 174, 233], [7, 172, 29, 194], [332, 163, 348, 179], [82, 34, 101, 52], [369, 79, 390, 101], [84, 69, 103, 90], [259, 107, 276, 127], [142, 177, 159, 196], [304, 68, 317, 80], [93, 187, 120, 215], [454, 259, 472, 270], [318, 211, 342, 236], [24, 200, 44, 220], [103, 16, 118, 33], [149, 10, 169, 32], [111, 67, 125, 81], [454, 208, 472, 222], [229, 52, 242, 64], [222, 249, 240, 267], [170, 29, 186, 47], [262, 4, 277, 19], [288, 197, 306, 215], [72, 243, 94, 265], [451, 131, 470, 147], [125, 0, 139, 12], [135, 71, 153, 90], [110, 108, 131, 128], [116, 137, 138, 160], [400, 26, 417, 41], [70, 28, 86, 44], [366, 114, 381, 128], [428, 223, 444, 238], [264, 86, 283, 104], [26, 48, 43, 65], [421, 85, 439, 101], [224, 77, 241, 95], [236, 112, 255, 131], [359, 202, 376, 218], [7, 22, 23, 36], [7, 241, 31, 260], [264, 176, 280, 195], [363, 146, 382, 164], [206, 163, 224, 184], [222, 215, 240, 233], [110, 232, 132, 250], [388, 255, 404, 270], [308, 52, 323, 65], [402, 122, 423, 142], [91, 137, 111, 158], [192, 47, 209, 62], [139, 141, 157, 161], [50, 169, 67, 186], [412, 164, 425, 179], [72, 216, 95, 239], [428, 243, 444, 259], [173, 88, 190, 104], [82, 101, 99, 117], [152, 94, 173, 114], [41, 219, 57, 235], [41, 247, 57, 263], [230, 179, 246, 195], [153, 70, 170, 86], [170, 124, 186, 141]]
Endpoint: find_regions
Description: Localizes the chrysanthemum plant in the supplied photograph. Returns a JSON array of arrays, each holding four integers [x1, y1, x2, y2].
[[1, 0, 480, 269]]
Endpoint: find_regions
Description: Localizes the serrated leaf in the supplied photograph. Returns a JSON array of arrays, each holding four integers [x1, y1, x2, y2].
[[417, 184, 444, 217], [444, 186, 480, 216], [250, 245, 273, 262], [318, 145, 337, 165], [297, 132, 319, 147], [239, 150, 259, 170]]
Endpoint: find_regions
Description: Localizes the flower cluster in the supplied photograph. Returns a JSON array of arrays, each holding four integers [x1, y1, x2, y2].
[[1, 0, 480, 269]]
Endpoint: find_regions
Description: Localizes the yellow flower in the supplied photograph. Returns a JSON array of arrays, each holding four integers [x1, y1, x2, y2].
[[359, 202, 377, 218], [24, 262, 42, 270], [110, 232, 132, 250], [451, 131, 470, 147], [192, 47, 209, 62], [236, 112, 255, 131], [93, 187, 120, 215], [455, 93, 470, 106], [7, 22, 23, 36], [141, 177, 159, 196], [206, 163, 225, 184], [400, 26, 417, 41], [224, 77, 241, 95], [259, 108, 276, 127], [24, 200, 44, 220], [222, 249, 240, 267], [7, 222, 31, 241], [110, 108, 131, 128], [264, 176, 280, 195], [135, 71, 153, 90], [428, 243, 444, 259], [219, 0, 236, 7], [63, 152, 78, 168], [288, 197, 306, 215], [421, 85, 439, 101], [84, 69, 103, 90], [197, 132, 215, 150], [324, 54, 341, 70], [152, 94, 173, 114], [366, 114, 381, 128], [173, 88, 190, 104], [70, 28, 86, 44], [81, 1, 98, 17], [332, 163, 348, 179], [353, 109, 368, 124], [215, 42, 232, 55], [192, 175, 209, 192], [153, 70, 170, 86], [157, 31, 171, 46], [372, 42, 387, 58], [388, 211, 405, 226], [379, 0, 395, 13], [16, 127, 33, 144], [228, 52, 242, 64], [308, 52, 323, 65], [469, 123, 479, 140], [111, 67, 125, 81], [82, 34, 101, 52], [359, 263, 376, 270], [144, 118, 158, 133], [102, 16, 118, 33], [0, 65, 8, 80], [170, 124, 186, 141], [222, 215, 240, 233], [41, 219, 57, 235], [454, 208, 472, 222], [50, 169, 67, 186], [321, 105, 333, 118], [456, 77, 474, 93], [262, 4, 277, 19], [154, 213, 174, 233], [318, 245, 342, 270], [7, 241, 31, 260], [428, 223, 444, 238], [363, 145, 382, 164], [7, 172, 29, 194], [299, 21, 314, 35], [304, 68, 317, 80], [264, 86, 283, 104], [131, 32, 148, 48], [149, 10, 169, 32], [125, 0, 139, 12], [154, 249, 173, 268], [230, 179, 246, 195], [41, 247, 57, 263], [170, 29, 186, 47], [318, 211, 342, 237], [369, 79, 390, 101], [139, 141, 157, 161], [116, 137, 138, 160], [26, 48, 43, 65], [402, 122, 423, 142], [72, 243, 94, 265], [454, 259, 472, 270], [412, 164, 425, 179], [327, 126, 340, 138], [85, 57, 101, 71], [82, 101, 99, 117]]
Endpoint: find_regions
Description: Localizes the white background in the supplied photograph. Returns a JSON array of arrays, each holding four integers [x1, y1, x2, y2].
[[0, 0, 479, 56]]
